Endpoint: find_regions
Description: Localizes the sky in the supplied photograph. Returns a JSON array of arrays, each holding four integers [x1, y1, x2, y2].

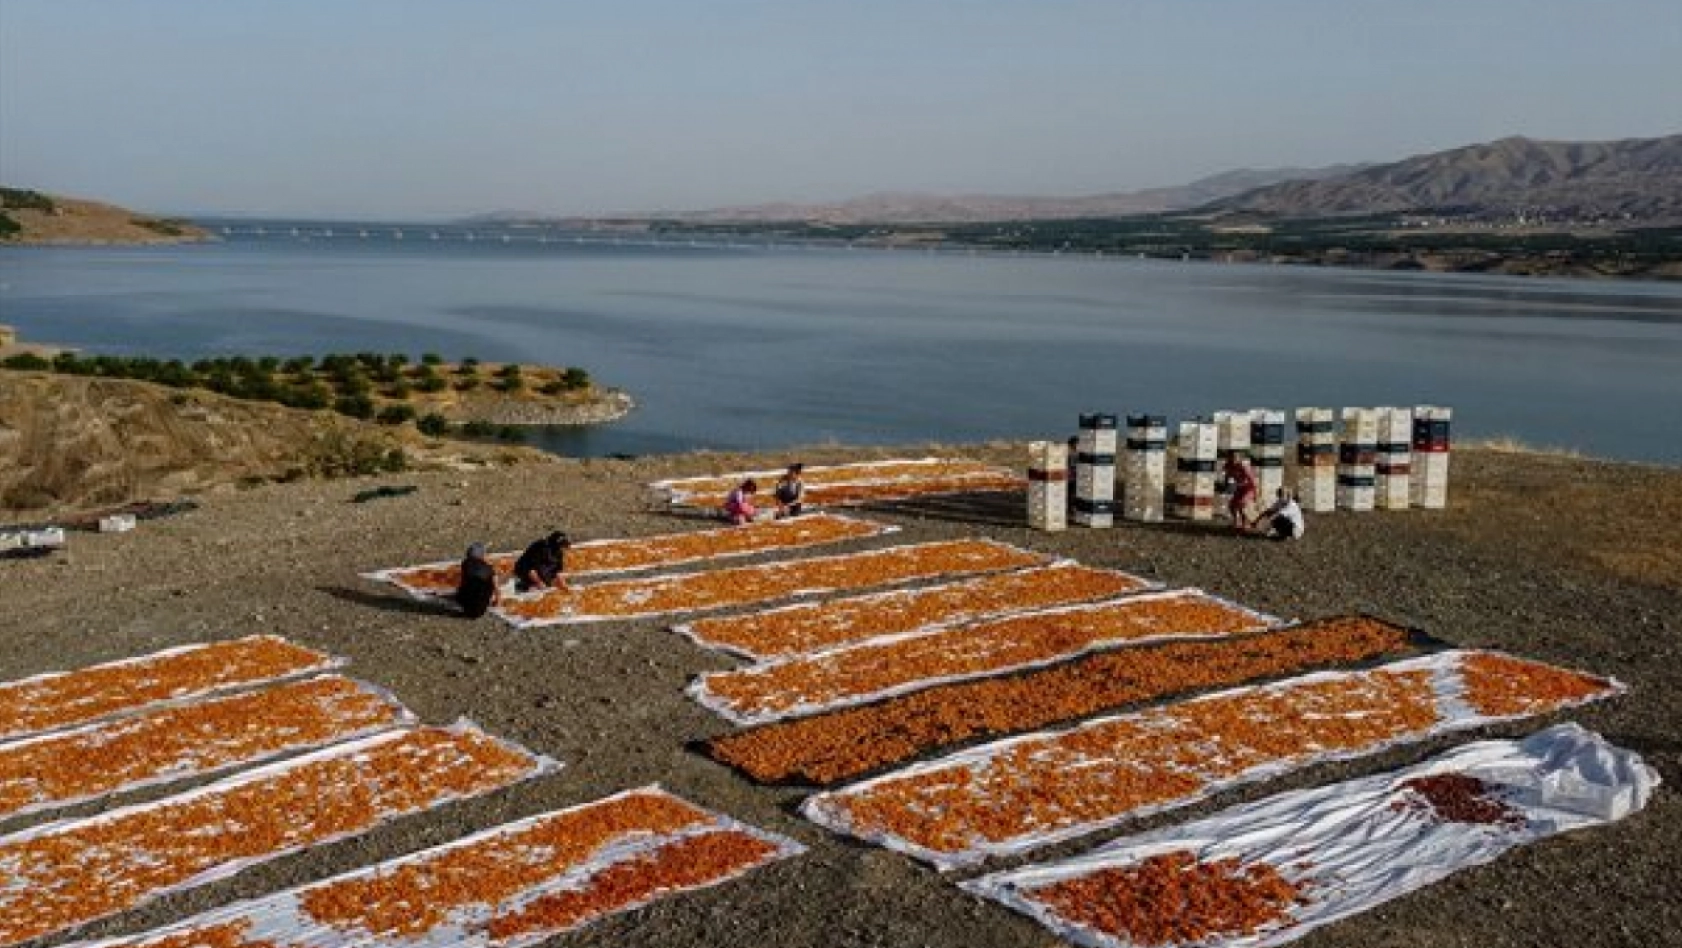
[[2, 0, 1679, 220]]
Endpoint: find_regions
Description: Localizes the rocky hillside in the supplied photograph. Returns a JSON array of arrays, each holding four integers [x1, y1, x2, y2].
[[1203, 134, 1682, 221], [0, 187, 210, 244], [0, 373, 545, 513]]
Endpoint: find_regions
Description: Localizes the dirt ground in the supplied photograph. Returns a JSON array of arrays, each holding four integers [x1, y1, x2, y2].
[[3, 445, 1678, 948]]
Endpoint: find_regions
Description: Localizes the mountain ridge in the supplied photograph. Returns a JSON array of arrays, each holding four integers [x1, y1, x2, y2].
[[1203, 133, 1682, 220]]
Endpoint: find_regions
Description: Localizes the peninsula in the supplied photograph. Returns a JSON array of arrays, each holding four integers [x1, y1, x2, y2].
[[0, 187, 212, 245]]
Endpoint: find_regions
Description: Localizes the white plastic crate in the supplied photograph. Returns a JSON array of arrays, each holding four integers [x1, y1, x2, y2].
[[1027, 440, 1068, 472], [1077, 428, 1119, 455], [1027, 481, 1067, 531], [1074, 466, 1116, 501], [25, 527, 66, 548], [99, 513, 138, 533]]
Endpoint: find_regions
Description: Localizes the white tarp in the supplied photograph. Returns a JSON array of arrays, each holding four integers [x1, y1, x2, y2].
[[64, 786, 804, 948], [0, 674, 414, 823], [2, 721, 558, 945], [964, 723, 1658, 948], [649, 456, 1016, 499], [801, 650, 1624, 870], [361, 513, 899, 600], [493, 537, 1048, 629], [0, 635, 345, 747], [672, 561, 1162, 663], [687, 588, 1279, 726]]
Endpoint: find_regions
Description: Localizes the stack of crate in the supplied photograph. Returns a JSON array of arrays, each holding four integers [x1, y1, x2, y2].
[[1411, 405, 1453, 509], [1213, 411, 1252, 521], [1248, 408, 1287, 501], [1026, 440, 1069, 532], [1122, 413, 1167, 522], [1171, 420, 1218, 521], [1337, 407, 1379, 511], [1294, 408, 1337, 512], [1376, 407, 1413, 510], [1073, 413, 1117, 528]]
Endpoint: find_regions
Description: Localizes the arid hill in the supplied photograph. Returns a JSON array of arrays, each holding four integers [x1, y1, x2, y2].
[[478, 165, 1363, 227], [1204, 133, 1682, 221], [0, 187, 210, 244], [0, 373, 545, 513]]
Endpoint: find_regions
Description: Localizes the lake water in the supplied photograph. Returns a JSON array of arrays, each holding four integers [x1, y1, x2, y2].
[[3, 225, 1680, 464]]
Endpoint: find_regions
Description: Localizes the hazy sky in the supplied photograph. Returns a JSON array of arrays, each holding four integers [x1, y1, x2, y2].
[[3, 0, 1678, 219]]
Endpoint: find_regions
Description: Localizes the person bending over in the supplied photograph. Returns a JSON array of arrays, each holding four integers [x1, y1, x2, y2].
[[723, 479, 759, 525], [514, 530, 571, 591], [773, 463, 806, 518], [455, 542, 501, 619]]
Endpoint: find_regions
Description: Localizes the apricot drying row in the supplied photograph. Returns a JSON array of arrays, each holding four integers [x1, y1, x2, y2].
[[802, 651, 1617, 868], [0, 725, 545, 944], [682, 562, 1152, 660], [653, 457, 1013, 497], [693, 590, 1274, 725], [375, 512, 893, 597], [707, 616, 1415, 785], [0, 675, 408, 820], [1029, 851, 1304, 947], [0, 636, 337, 744], [675, 472, 1025, 511], [62, 788, 800, 948], [497, 539, 1048, 625]]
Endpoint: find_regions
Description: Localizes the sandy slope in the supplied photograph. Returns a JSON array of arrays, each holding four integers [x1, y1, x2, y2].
[[0, 372, 546, 511]]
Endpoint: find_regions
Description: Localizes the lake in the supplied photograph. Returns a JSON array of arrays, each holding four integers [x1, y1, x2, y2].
[[3, 225, 1680, 463]]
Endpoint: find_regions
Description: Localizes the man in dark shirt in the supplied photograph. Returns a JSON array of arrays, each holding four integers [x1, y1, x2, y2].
[[513, 531, 571, 592], [455, 542, 500, 619]]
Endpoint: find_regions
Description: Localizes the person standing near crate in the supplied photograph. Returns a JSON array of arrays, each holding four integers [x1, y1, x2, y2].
[[1222, 452, 1259, 532]]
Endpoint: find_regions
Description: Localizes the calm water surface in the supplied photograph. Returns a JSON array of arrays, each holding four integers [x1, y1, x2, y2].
[[2, 227, 1680, 463]]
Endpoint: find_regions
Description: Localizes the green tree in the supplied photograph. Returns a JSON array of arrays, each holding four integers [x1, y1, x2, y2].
[[334, 393, 376, 419], [417, 413, 451, 436], [376, 404, 417, 425], [1, 352, 51, 371]]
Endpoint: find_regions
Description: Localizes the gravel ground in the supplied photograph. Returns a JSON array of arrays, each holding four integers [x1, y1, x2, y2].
[[3, 445, 1679, 948]]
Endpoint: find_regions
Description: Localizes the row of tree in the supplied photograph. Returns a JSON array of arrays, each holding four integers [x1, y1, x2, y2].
[[0, 350, 587, 441]]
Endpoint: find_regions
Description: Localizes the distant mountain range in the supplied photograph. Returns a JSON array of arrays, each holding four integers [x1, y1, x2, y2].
[[1204, 134, 1682, 221], [659, 165, 1367, 225], [508, 132, 1679, 227]]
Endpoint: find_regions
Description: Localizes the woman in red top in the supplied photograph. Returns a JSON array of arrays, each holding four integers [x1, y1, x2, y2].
[[1223, 453, 1259, 531]]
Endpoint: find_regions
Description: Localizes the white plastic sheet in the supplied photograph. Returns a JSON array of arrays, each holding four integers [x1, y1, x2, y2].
[[0, 635, 345, 746], [801, 650, 1623, 870], [64, 786, 804, 948], [362, 512, 899, 600], [673, 561, 1162, 662], [649, 456, 1015, 500], [965, 723, 1658, 948], [1, 721, 558, 945], [0, 674, 414, 823], [493, 537, 1049, 629], [688, 589, 1279, 726]]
